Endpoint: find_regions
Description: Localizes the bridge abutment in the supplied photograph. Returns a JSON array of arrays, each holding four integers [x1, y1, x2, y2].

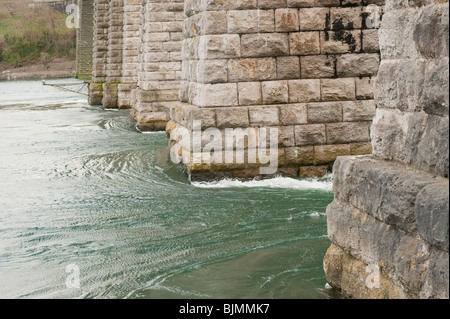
[[323, 0, 449, 298]]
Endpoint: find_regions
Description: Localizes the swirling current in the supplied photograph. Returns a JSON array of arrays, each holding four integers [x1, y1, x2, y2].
[[0, 79, 335, 299]]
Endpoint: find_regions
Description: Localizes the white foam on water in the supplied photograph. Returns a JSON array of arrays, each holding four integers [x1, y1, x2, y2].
[[140, 131, 165, 135], [191, 175, 333, 191]]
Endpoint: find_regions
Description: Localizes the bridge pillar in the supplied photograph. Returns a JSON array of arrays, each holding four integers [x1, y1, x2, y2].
[[168, 0, 381, 181], [117, 0, 141, 109], [89, 0, 109, 105], [130, 0, 184, 132], [101, 0, 124, 108], [76, 0, 94, 80]]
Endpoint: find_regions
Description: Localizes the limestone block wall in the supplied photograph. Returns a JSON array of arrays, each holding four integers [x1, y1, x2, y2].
[[167, 0, 383, 180], [76, 0, 94, 79], [323, 0, 449, 299], [118, 0, 141, 108], [130, 0, 184, 131]]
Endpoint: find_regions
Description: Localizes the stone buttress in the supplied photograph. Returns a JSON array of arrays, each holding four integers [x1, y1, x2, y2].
[[323, 0, 449, 299]]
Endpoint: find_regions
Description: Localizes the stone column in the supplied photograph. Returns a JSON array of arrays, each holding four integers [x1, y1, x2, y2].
[[130, 0, 184, 132], [89, 0, 109, 105], [168, 0, 382, 181], [76, 0, 94, 80], [102, 0, 124, 108], [118, 0, 141, 109], [324, 0, 449, 299]]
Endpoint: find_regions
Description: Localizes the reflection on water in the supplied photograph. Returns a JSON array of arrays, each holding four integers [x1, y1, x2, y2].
[[0, 79, 334, 299]]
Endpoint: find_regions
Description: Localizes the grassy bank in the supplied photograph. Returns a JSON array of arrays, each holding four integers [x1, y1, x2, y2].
[[0, 0, 76, 68]]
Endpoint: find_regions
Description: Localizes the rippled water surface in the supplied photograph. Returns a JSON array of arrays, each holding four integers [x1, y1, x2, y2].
[[0, 79, 334, 299]]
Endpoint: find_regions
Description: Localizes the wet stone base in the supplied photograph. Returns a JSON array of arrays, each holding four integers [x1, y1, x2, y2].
[[186, 165, 333, 183], [324, 156, 449, 299]]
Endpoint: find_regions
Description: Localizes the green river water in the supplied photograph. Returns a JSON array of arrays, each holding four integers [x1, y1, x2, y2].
[[0, 79, 335, 299]]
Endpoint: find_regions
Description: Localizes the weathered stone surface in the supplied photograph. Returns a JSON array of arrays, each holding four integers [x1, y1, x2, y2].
[[288, 80, 321, 103], [290, 32, 321, 55], [277, 56, 301, 79], [279, 104, 308, 125], [320, 30, 361, 54], [299, 165, 329, 177], [336, 53, 380, 77], [93, 0, 383, 180], [325, 188, 449, 299], [241, 33, 290, 57], [299, 7, 329, 31], [421, 249, 449, 299], [227, 10, 274, 33], [362, 29, 380, 52], [216, 107, 250, 128], [193, 83, 239, 107], [326, 200, 363, 256], [88, 82, 104, 105], [330, 7, 363, 30], [300, 55, 336, 79], [326, 122, 371, 144], [415, 182, 449, 251], [284, 146, 315, 165], [198, 34, 241, 59], [295, 124, 326, 146], [238, 82, 263, 105], [324, 0, 449, 300], [314, 144, 351, 165], [356, 77, 375, 100], [323, 244, 345, 290], [350, 142, 372, 155], [249, 106, 280, 126], [342, 100, 376, 122], [371, 109, 449, 178], [332, 156, 445, 233], [228, 58, 277, 82], [197, 60, 228, 83], [307, 101, 343, 123], [261, 81, 289, 104], [275, 8, 300, 32], [321, 78, 356, 101]]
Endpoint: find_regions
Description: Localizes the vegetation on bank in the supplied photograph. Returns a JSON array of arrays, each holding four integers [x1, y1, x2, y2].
[[0, 0, 76, 68]]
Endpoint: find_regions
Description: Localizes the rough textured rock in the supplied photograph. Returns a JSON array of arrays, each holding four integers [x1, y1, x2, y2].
[[324, 0, 449, 299], [76, 0, 94, 80]]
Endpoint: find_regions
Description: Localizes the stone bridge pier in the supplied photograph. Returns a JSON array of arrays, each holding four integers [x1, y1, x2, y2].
[[88, 0, 383, 180], [323, 0, 449, 299]]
